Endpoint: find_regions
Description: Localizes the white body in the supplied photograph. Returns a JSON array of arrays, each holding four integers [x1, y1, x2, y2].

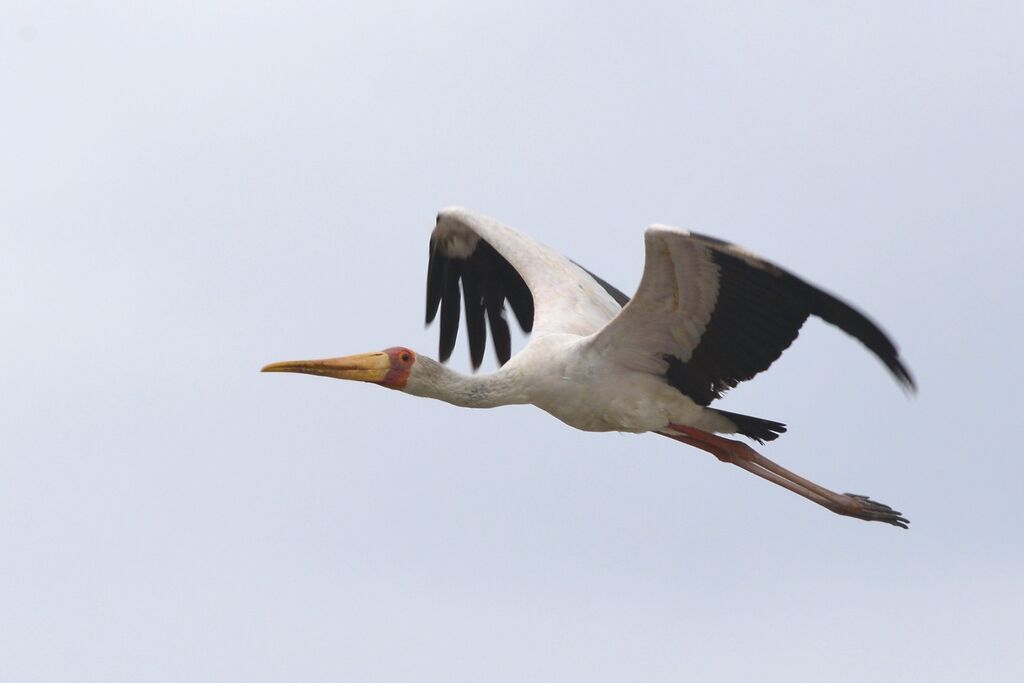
[[498, 335, 727, 433]]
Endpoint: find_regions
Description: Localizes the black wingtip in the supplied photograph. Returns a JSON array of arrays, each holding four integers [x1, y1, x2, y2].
[[487, 305, 511, 366], [438, 260, 461, 363], [426, 241, 444, 325], [796, 276, 918, 396], [462, 266, 487, 371], [892, 359, 917, 395], [868, 343, 916, 395]]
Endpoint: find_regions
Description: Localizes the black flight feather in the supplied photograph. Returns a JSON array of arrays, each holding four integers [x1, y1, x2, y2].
[[664, 235, 915, 407], [426, 235, 626, 368], [438, 259, 461, 363]]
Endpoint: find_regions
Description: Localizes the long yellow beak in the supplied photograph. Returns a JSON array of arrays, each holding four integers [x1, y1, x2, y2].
[[261, 352, 391, 383]]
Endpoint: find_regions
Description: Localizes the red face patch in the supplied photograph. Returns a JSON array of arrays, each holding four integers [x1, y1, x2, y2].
[[381, 347, 416, 389]]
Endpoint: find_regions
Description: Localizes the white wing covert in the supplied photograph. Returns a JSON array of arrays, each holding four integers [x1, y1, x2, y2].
[[588, 225, 915, 405]]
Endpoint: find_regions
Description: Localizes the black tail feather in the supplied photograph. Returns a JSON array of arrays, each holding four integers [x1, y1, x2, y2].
[[711, 408, 787, 444]]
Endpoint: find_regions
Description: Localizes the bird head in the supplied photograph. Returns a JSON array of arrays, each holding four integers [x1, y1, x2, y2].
[[262, 346, 417, 390]]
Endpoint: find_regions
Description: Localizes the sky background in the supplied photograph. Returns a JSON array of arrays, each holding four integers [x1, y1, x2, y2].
[[3, 2, 1022, 681]]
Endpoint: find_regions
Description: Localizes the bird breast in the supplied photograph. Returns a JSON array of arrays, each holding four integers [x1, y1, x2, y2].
[[515, 336, 699, 434]]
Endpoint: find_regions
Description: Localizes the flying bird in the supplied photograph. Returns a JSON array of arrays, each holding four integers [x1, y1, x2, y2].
[[264, 207, 915, 527]]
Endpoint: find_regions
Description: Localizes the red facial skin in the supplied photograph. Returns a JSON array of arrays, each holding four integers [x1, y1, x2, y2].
[[382, 347, 415, 388]]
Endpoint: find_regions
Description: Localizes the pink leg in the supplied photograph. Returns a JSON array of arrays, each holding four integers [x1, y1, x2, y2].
[[663, 423, 908, 528]]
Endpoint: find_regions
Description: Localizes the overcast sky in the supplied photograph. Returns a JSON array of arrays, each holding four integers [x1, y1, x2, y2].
[[3, 2, 1022, 681]]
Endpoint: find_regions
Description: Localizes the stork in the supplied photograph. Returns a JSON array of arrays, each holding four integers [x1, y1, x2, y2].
[[264, 207, 915, 527]]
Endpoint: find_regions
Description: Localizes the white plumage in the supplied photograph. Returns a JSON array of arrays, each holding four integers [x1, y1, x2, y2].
[[265, 207, 915, 527]]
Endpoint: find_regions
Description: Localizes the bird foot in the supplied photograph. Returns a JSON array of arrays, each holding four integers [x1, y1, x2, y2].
[[836, 493, 909, 529]]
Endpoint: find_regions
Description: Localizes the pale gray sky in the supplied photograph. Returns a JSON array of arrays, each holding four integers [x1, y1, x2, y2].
[[3, 2, 1022, 681]]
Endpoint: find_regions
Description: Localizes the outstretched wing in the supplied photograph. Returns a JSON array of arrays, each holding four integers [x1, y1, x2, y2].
[[587, 225, 915, 405], [426, 207, 626, 368]]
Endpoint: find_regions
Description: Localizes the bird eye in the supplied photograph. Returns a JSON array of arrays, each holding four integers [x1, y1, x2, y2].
[[401, 352, 411, 362]]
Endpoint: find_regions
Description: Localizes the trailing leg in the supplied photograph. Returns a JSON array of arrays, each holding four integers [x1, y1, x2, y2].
[[661, 423, 908, 528]]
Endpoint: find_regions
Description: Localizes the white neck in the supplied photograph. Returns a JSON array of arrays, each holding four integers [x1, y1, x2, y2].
[[403, 357, 526, 409]]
